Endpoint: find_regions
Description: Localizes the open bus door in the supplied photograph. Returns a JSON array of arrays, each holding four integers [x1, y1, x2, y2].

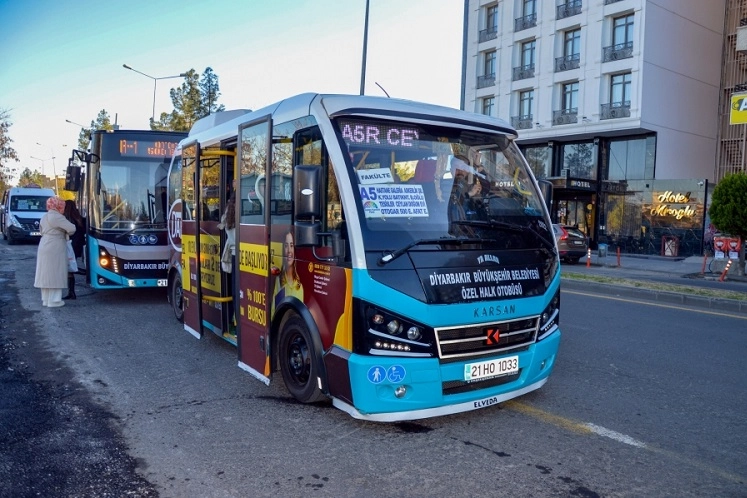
[[181, 142, 237, 340], [180, 142, 202, 337], [235, 117, 273, 384]]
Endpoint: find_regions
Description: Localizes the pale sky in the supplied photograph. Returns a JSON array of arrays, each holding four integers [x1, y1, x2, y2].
[[0, 0, 465, 183]]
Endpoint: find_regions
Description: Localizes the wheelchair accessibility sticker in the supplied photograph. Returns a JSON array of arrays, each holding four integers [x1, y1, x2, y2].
[[387, 365, 406, 382]]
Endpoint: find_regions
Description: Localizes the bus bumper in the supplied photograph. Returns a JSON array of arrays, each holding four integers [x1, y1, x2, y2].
[[333, 328, 560, 422]]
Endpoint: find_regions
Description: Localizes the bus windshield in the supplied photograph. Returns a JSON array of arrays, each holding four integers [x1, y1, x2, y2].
[[90, 158, 171, 230], [335, 117, 549, 251]]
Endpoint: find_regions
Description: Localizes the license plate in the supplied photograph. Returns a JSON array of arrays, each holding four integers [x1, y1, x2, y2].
[[30, 232, 41, 236], [464, 356, 519, 382], [157, 279, 167, 287], [571, 240, 583, 245]]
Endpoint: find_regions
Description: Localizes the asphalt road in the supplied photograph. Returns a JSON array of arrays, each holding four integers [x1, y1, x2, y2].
[[1, 241, 746, 497]]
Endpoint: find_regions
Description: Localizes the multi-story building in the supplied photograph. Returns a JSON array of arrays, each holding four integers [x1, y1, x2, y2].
[[462, 0, 726, 257], [719, 0, 747, 179]]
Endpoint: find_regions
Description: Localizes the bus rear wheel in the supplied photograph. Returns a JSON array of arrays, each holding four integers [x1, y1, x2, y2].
[[278, 313, 326, 403], [170, 273, 184, 323]]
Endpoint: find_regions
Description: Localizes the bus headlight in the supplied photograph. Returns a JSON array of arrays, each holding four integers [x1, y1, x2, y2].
[[353, 299, 436, 357], [386, 320, 402, 335], [537, 290, 560, 341]]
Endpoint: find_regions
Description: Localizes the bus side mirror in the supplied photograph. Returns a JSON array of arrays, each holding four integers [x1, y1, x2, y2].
[[64, 162, 82, 192], [538, 179, 553, 213], [293, 165, 322, 247]]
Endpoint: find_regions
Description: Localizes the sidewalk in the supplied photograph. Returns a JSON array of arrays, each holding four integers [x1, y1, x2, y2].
[[576, 252, 747, 282], [560, 252, 747, 315]]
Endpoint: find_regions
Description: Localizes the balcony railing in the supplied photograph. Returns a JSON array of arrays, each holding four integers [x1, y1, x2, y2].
[[553, 108, 578, 125], [555, 54, 580, 72], [603, 41, 633, 62], [600, 101, 631, 120], [512, 63, 535, 81], [511, 115, 534, 130], [557, 0, 582, 20], [479, 26, 498, 43], [514, 13, 537, 32], [477, 74, 496, 89]]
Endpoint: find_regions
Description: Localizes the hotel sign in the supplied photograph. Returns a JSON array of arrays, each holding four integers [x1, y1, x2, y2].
[[650, 191, 695, 220]]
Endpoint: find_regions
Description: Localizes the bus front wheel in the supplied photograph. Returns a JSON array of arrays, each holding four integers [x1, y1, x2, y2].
[[278, 313, 326, 403], [170, 274, 184, 323]]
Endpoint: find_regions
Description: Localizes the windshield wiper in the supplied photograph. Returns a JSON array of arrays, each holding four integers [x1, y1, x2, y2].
[[452, 220, 556, 254], [378, 237, 487, 266]]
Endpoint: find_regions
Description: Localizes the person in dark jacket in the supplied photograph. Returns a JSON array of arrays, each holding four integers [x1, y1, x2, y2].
[[63, 200, 85, 299]]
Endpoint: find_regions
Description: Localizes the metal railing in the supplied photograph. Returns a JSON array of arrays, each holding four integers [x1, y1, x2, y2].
[[557, 0, 582, 20], [600, 101, 631, 120], [555, 54, 580, 72], [553, 108, 578, 125], [477, 74, 496, 89], [603, 41, 633, 62], [479, 26, 498, 43], [512, 63, 535, 81], [514, 13, 537, 32], [511, 115, 534, 130]]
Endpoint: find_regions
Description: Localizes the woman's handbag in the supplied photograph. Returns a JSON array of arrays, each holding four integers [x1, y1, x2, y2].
[[67, 240, 78, 273]]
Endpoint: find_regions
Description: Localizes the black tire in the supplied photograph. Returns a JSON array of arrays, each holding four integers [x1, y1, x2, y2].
[[278, 313, 326, 403], [170, 273, 184, 323]]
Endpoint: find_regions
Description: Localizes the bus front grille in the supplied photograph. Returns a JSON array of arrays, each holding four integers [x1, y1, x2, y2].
[[435, 316, 539, 363]]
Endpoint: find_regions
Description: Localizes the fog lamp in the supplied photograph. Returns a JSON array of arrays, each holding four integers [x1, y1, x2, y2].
[[406, 326, 421, 341], [394, 386, 407, 398]]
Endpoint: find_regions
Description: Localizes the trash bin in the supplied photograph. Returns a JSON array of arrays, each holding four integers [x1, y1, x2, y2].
[[598, 243, 608, 258]]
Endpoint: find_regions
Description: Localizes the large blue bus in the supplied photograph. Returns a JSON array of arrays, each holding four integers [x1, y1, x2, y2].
[[67, 129, 186, 289]]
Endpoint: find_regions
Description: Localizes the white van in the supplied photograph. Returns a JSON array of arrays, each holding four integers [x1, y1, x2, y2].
[[0, 186, 56, 244]]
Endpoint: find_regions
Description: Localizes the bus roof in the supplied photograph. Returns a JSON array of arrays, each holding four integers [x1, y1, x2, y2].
[[179, 93, 517, 150]]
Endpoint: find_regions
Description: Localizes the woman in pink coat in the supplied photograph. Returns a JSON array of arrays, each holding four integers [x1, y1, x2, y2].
[[34, 196, 76, 307]]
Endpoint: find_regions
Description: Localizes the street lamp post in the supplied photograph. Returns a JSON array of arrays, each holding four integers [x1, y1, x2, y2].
[[122, 64, 188, 122], [360, 0, 370, 96], [65, 119, 86, 128], [35, 143, 66, 195], [30, 155, 54, 193]]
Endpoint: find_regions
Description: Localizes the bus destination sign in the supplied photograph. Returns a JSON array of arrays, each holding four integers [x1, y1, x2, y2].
[[119, 140, 179, 158], [339, 120, 421, 150]]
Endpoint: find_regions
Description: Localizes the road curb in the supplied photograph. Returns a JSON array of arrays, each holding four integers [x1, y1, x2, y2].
[[561, 278, 747, 315]]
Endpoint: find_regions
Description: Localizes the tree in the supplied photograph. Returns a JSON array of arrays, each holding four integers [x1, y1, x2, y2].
[[709, 172, 747, 276], [17, 167, 47, 188], [77, 109, 116, 151], [151, 67, 225, 132], [1, 108, 20, 193]]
